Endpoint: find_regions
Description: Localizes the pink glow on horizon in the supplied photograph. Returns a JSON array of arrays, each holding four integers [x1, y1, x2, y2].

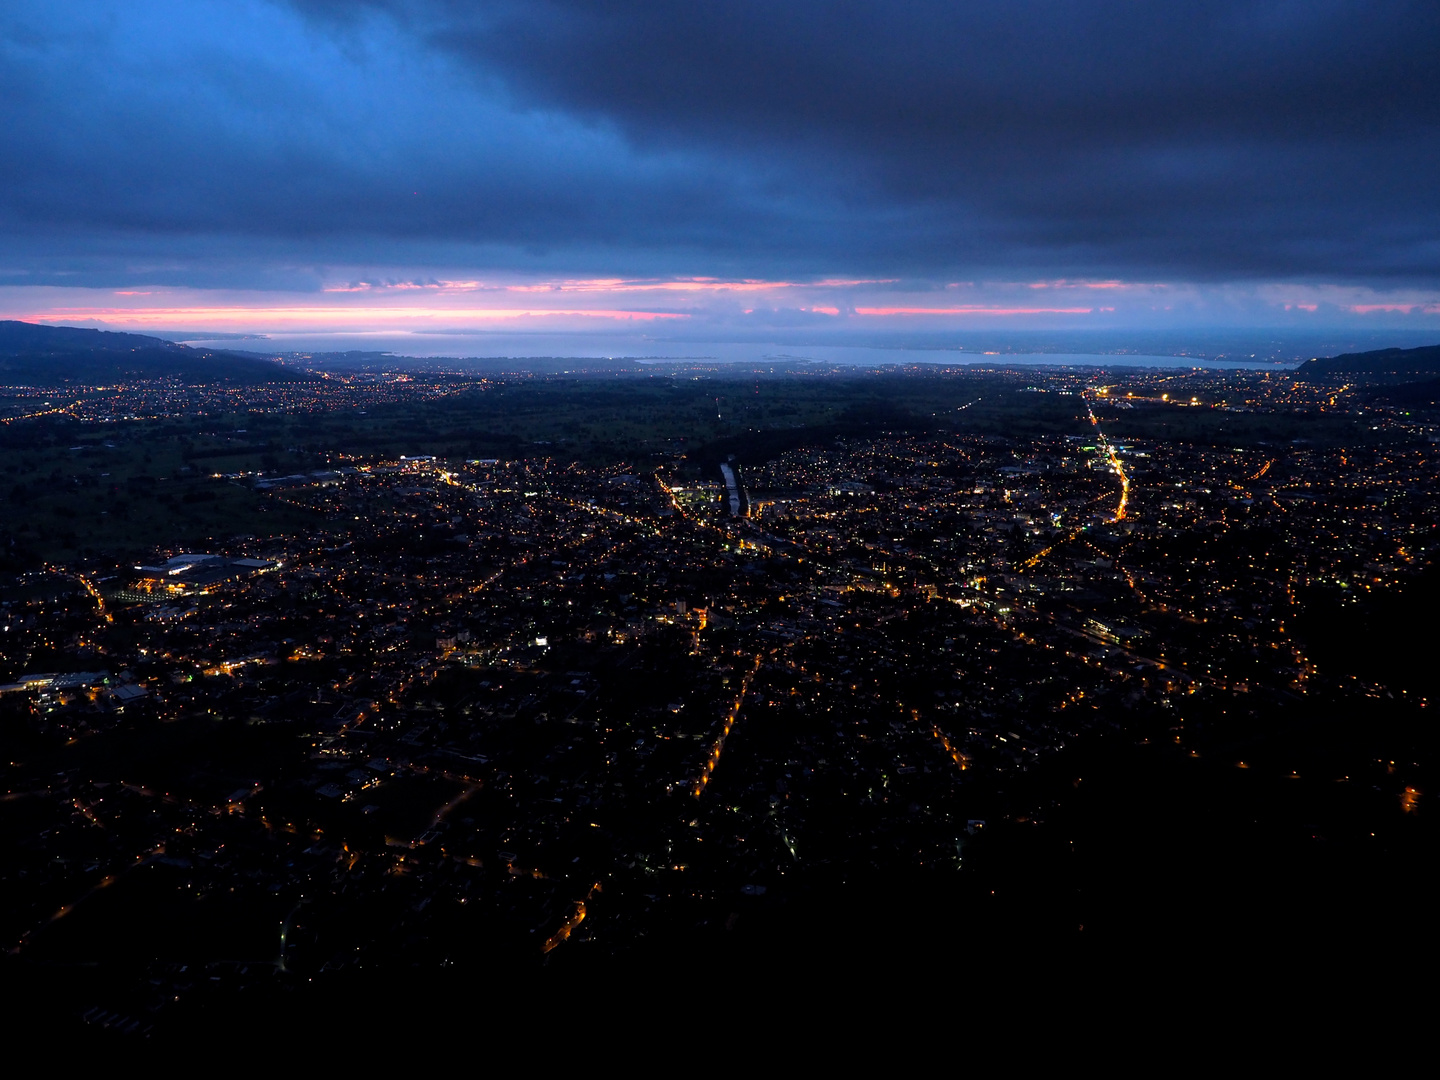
[[323, 276, 895, 295], [854, 306, 1094, 316], [1349, 303, 1440, 314], [1026, 280, 1135, 290], [507, 276, 894, 293], [23, 305, 690, 327], [20, 280, 1438, 335]]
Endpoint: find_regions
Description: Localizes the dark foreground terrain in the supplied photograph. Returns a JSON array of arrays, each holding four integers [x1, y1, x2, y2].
[[0, 355, 1433, 1039]]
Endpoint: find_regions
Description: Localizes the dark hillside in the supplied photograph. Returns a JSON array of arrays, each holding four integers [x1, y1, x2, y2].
[[1372, 375, 1440, 407], [0, 320, 310, 385], [1293, 343, 1440, 381]]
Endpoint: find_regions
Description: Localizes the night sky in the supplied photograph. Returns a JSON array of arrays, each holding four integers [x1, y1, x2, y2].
[[2, 1, 1439, 336]]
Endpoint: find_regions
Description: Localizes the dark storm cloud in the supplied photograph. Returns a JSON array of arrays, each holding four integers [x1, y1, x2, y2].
[[2, 1, 1438, 287], [321, 0, 1440, 281], [0, 1, 827, 285]]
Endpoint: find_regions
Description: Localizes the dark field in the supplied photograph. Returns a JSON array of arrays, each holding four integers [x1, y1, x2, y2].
[[2, 365, 1406, 568]]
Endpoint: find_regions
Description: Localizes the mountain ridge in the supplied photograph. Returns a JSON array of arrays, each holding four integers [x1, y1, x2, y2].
[[0, 320, 311, 385], [1293, 343, 1440, 381]]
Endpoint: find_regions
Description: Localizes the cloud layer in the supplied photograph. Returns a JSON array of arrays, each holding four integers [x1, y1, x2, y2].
[[2, 1, 1439, 326]]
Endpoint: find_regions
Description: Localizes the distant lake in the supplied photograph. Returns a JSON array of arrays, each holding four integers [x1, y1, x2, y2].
[[178, 331, 1297, 370]]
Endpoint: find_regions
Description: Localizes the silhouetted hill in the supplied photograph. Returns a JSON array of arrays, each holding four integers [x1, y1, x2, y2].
[[1293, 343, 1440, 381], [0, 320, 311, 385], [1372, 375, 1440, 407]]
